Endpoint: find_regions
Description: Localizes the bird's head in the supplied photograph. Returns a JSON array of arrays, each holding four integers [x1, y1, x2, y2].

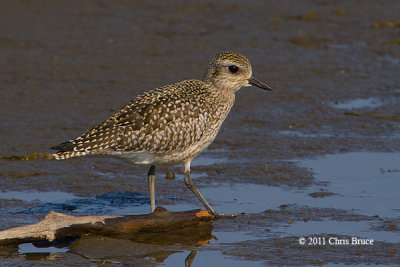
[[203, 51, 272, 92]]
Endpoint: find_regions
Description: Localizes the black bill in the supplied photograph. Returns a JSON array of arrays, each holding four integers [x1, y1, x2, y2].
[[248, 76, 272, 91]]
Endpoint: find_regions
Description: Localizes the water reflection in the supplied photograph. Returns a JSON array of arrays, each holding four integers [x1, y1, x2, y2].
[[68, 224, 213, 266], [8, 224, 212, 266]]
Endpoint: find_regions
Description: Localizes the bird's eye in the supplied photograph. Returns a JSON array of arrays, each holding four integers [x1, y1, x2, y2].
[[228, 65, 239, 73]]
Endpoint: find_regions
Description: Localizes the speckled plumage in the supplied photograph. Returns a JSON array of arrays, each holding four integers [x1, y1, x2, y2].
[[52, 79, 233, 165], [51, 51, 271, 215]]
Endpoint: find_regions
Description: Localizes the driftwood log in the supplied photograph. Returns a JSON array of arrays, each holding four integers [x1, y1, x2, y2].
[[0, 207, 214, 245]]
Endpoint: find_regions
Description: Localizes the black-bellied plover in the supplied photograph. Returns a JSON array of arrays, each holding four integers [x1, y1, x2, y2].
[[51, 51, 271, 216]]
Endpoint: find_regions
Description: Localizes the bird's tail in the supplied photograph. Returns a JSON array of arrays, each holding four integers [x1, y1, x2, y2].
[[52, 151, 88, 160], [50, 140, 89, 160]]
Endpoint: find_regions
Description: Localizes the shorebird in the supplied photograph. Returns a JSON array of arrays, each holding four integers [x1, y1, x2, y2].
[[51, 51, 271, 216]]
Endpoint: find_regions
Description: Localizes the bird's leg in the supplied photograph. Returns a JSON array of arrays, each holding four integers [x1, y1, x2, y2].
[[148, 165, 156, 213], [185, 171, 217, 216], [184, 161, 217, 216]]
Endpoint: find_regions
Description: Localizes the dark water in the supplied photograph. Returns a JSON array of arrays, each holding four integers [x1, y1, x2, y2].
[[1, 0, 400, 265]]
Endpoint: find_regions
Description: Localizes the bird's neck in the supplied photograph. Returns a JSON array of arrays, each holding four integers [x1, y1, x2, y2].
[[208, 84, 236, 107]]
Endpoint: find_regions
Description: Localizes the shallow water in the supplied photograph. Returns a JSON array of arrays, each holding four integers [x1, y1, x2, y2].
[[0, 191, 78, 203], [3, 152, 400, 265], [18, 243, 69, 255], [299, 152, 400, 217], [163, 250, 265, 267]]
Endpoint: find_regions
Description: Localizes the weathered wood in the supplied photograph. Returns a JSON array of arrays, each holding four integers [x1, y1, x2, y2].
[[0, 207, 214, 245]]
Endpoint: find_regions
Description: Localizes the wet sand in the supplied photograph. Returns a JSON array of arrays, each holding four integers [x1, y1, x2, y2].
[[1, 0, 400, 265]]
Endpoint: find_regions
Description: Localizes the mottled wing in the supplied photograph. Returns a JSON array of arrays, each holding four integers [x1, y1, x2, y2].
[[114, 80, 213, 152], [52, 80, 215, 154]]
